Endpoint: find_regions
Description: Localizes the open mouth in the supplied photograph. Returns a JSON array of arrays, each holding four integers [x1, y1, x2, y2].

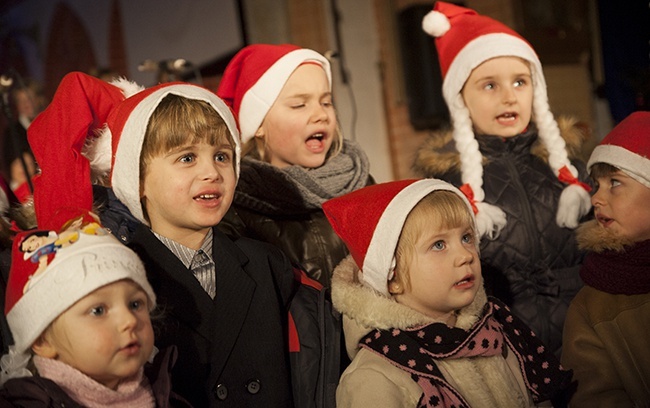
[[194, 193, 221, 201], [596, 214, 613, 226], [496, 112, 518, 122], [306, 132, 327, 152], [454, 274, 475, 287]]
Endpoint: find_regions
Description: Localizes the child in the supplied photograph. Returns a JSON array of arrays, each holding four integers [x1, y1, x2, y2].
[[322, 179, 572, 407], [216, 43, 372, 287], [413, 1, 592, 355], [26, 72, 297, 407], [0, 211, 190, 407], [561, 111, 650, 407]]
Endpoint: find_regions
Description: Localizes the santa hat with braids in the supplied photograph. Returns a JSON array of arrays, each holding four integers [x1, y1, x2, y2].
[[422, 1, 591, 238], [28, 72, 240, 230]]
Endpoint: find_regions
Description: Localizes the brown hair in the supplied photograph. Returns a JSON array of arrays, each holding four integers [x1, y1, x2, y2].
[[589, 162, 620, 180], [390, 190, 476, 293], [140, 94, 235, 184]]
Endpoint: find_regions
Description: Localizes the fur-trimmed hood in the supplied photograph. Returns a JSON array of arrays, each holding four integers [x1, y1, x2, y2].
[[331, 255, 487, 359], [413, 116, 589, 177]]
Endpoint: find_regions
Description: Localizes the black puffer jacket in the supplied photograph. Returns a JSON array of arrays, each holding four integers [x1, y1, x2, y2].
[[414, 120, 591, 355]]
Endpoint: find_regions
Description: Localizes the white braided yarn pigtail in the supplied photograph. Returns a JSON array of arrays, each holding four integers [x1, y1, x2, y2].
[[532, 69, 591, 228], [451, 96, 506, 239]]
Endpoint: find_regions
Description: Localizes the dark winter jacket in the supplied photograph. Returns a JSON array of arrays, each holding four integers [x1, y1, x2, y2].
[[130, 225, 296, 407], [0, 346, 191, 407], [413, 118, 591, 355], [219, 142, 373, 288]]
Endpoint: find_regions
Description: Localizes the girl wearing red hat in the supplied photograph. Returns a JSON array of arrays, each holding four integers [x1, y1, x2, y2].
[[413, 1, 593, 356], [323, 179, 572, 407], [217, 43, 372, 288], [561, 111, 650, 407], [0, 212, 191, 407]]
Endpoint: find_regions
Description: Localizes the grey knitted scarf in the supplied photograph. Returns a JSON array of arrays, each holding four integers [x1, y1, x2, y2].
[[234, 139, 370, 215]]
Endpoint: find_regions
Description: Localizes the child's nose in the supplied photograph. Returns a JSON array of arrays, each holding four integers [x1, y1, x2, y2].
[[455, 247, 475, 267], [118, 308, 138, 331], [502, 86, 517, 104], [310, 104, 329, 122]]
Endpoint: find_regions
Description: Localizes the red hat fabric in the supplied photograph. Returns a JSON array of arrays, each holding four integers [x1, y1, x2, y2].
[[28, 72, 126, 230], [4, 210, 155, 355], [588, 111, 650, 188], [217, 44, 331, 143], [28, 72, 240, 228], [420, 1, 591, 237], [323, 178, 476, 295]]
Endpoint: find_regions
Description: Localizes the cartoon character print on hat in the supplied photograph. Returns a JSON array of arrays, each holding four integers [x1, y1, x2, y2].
[[17, 215, 108, 294]]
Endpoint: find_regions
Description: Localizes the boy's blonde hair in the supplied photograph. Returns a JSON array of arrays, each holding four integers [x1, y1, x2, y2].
[[241, 123, 344, 164], [391, 190, 477, 292], [140, 94, 235, 179]]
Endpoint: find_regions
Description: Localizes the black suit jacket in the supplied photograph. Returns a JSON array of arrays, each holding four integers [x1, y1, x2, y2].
[[130, 225, 296, 407]]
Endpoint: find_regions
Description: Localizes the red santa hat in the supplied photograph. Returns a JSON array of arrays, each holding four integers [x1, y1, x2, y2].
[[28, 72, 240, 229], [217, 43, 331, 144], [588, 111, 650, 188], [323, 178, 477, 295], [421, 1, 591, 238], [3, 209, 155, 358]]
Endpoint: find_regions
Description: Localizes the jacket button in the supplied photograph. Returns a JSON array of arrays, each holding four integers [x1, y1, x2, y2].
[[246, 379, 261, 394], [215, 383, 228, 400]]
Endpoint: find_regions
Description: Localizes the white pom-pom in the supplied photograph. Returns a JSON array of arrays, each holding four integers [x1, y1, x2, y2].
[[83, 125, 113, 183], [110, 76, 144, 98], [422, 10, 450, 37], [556, 184, 592, 229], [475, 202, 507, 240]]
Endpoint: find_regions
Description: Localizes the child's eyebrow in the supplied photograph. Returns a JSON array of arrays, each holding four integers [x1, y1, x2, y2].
[[285, 91, 332, 99]]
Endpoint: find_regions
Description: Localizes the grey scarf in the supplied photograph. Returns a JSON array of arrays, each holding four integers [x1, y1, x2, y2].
[[235, 139, 370, 215]]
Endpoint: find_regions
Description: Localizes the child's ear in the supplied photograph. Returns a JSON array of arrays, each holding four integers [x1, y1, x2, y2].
[[31, 335, 58, 359], [388, 279, 403, 295]]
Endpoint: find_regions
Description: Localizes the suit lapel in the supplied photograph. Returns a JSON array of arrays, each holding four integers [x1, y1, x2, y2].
[[209, 230, 256, 381]]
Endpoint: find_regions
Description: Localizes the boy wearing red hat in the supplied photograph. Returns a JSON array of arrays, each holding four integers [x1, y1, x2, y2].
[[26, 72, 296, 407], [413, 1, 592, 356], [323, 179, 572, 407], [561, 111, 650, 407]]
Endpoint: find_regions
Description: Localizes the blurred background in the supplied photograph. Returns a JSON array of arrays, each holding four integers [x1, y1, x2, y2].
[[1, 0, 648, 186]]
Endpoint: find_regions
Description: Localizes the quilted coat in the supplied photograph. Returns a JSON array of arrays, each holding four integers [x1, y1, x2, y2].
[[413, 118, 591, 355]]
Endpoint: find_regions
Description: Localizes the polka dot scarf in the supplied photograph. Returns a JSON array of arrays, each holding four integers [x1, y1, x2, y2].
[[360, 298, 572, 407]]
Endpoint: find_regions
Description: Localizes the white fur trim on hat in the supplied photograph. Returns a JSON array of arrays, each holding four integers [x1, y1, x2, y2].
[[362, 179, 477, 295], [112, 84, 240, 225], [6, 232, 155, 354], [589, 144, 650, 188], [238, 49, 331, 143]]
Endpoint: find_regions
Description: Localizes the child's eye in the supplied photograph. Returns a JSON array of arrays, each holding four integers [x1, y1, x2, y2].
[[514, 79, 527, 87], [130, 298, 146, 311], [322, 100, 333, 108], [431, 240, 446, 251], [483, 83, 495, 90], [610, 178, 621, 188], [291, 103, 306, 109], [179, 154, 195, 163], [90, 306, 105, 316], [462, 232, 474, 245], [215, 151, 231, 163]]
